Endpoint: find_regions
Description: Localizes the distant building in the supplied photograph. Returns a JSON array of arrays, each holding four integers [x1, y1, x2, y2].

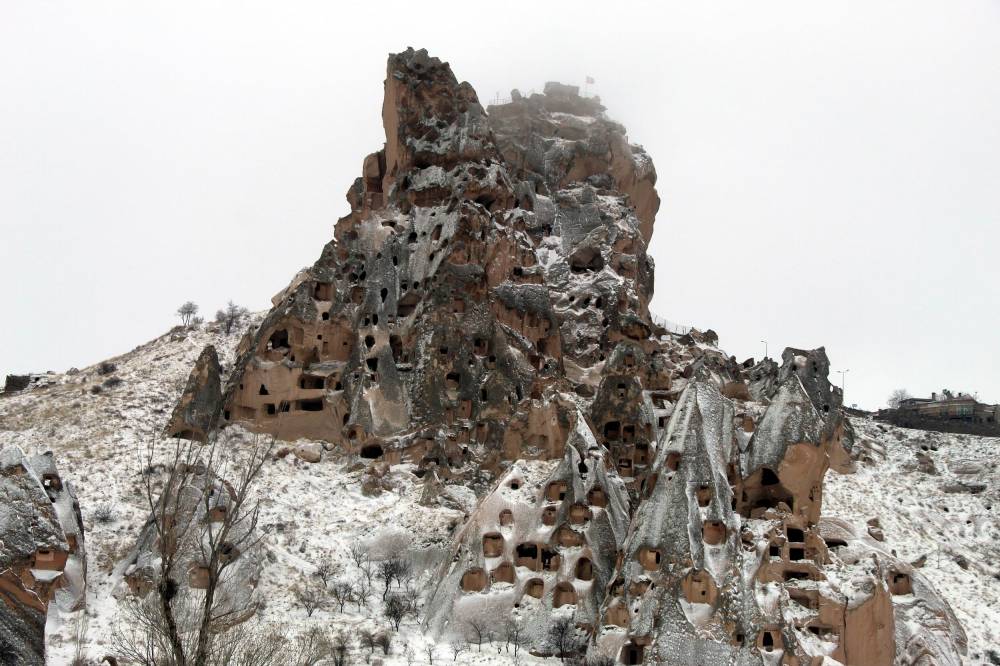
[[898, 390, 998, 425], [878, 389, 1000, 435]]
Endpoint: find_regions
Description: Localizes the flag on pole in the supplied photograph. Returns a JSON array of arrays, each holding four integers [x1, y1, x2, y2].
[[585, 76, 595, 84]]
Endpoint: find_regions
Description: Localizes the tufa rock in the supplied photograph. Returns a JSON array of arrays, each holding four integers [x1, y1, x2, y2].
[[165, 48, 967, 665], [164, 345, 223, 442]]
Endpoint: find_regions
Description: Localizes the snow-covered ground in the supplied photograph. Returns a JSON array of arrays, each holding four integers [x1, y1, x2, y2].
[[2, 322, 999, 664], [825, 418, 1000, 664]]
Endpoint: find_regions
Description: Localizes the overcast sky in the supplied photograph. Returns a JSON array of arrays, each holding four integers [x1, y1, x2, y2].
[[2, 1, 998, 410]]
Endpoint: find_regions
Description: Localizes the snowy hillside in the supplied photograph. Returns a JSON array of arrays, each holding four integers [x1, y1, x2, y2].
[[2, 321, 999, 664], [824, 419, 1000, 664], [0, 321, 570, 664]]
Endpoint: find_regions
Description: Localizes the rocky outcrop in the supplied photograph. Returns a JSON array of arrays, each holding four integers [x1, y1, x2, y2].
[[164, 345, 223, 442], [118, 455, 262, 622], [165, 48, 965, 664], [0, 447, 86, 666]]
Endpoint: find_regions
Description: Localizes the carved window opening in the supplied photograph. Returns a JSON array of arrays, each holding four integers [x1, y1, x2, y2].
[[524, 578, 544, 598], [575, 557, 593, 581], [541, 548, 560, 571], [360, 444, 383, 459], [553, 582, 577, 607], [482, 533, 504, 558], [702, 520, 727, 545], [889, 572, 912, 595], [299, 376, 324, 390], [499, 509, 514, 526], [492, 562, 515, 584], [569, 503, 591, 525], [267, 329, 289, 351], [638, 547, 661, 571], [587, 487, 608, 508], [696, 484, 712, 507], [313, 283, 332, 300], [761, 468, 780, 486], [545, 481, 568, 502], [622, 643, 644, 665], [515, 543, 539, 570], [554, 525, 582, 547], [397, 292, 419, 317], [460, 568, 487, 592]]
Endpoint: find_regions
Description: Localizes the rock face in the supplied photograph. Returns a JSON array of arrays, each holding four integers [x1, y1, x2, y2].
[[164, 344, 223, 442], [169, 48, 965, 664], [0, 447, 86, 666]]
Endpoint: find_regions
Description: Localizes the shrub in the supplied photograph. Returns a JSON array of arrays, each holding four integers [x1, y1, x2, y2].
[[97, 361, 117, 375], [93, 502, 116, 524]]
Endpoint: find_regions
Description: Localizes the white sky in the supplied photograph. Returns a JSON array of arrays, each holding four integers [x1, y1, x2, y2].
[[1, 1, 998, 410]]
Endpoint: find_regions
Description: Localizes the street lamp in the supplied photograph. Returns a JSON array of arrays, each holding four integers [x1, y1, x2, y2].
[[760, 340, 768, 360], [836, 369, 850, 397]]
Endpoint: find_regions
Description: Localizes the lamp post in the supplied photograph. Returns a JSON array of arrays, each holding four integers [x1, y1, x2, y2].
[[760, 340, 768, 360], [836, 369, 850, 397]]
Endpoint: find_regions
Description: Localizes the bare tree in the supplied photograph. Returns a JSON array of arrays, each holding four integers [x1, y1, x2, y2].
[[131, 433, 273, 666], [291, 626, 331, 666], [355, 577, 371, 609], [395, 558, 413, 588], [450, 638, 468, 661], [377, 557, 406, 599], [293, 580, 326, 617], [467, 619, 486, 652], [112, 595, 286, 666], [348, 542, 368, 569], [330, 581, 353, 612], [313, 559, 340, 588], [384, 593, 410, 631], [504, 618, 527, 657], [359, 556, 376, 588], [887, 388, 912, 409], [375, 631, 392, 656], [359, 628, 377, 656], [214, 301, 249, 335], [400, 584, 421, 617], [548, 616, 583, 664], [329, 633, 350, 666], [424, 644, 436, 664], [176, 301, 199, 327]]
